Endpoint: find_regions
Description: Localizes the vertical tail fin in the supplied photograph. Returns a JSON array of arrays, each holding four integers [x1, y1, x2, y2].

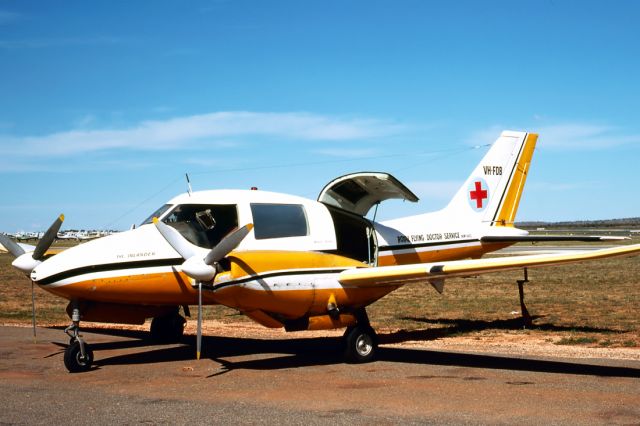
[[444, 131, 538, 226]]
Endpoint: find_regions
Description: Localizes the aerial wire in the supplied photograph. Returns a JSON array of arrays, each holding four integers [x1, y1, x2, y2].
[[189, 143, 490, 177], [101, 143, 491, 230], [101, 174, 184, 230], [391, 143, 491, 174]]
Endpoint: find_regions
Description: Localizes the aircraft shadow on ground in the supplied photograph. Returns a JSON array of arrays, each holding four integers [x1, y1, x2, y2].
[[81, 330, 640, 379], [381, 316, 625, 345], [47, 326, 154, 351]]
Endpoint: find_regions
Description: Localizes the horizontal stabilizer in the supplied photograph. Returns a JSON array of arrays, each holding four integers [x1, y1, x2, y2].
[[481, 235, 630, 243]]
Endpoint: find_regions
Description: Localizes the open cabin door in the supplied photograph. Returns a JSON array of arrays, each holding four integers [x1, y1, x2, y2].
[[318, 172, 419, 265], [318, 172, 419, 216]]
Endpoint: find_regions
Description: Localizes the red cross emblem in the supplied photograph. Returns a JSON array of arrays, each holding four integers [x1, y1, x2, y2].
[[469, 181, 488, 209]]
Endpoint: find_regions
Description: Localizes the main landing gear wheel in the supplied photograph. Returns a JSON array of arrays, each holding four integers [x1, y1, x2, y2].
[[343, 325, 378, 363], [150, 312, 186, 343], [64, 340, 94, 373]]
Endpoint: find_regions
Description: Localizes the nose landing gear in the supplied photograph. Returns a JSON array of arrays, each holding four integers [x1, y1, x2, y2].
[[63, 306, 93, 373]]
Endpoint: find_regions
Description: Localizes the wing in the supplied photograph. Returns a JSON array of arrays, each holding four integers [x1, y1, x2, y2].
[[338, 243, 640, 289]]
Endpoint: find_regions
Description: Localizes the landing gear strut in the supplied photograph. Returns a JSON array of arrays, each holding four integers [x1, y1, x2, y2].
[[517, 268, 533, 328], [343, 309, 378, 363], [63, 306, 93, 373]]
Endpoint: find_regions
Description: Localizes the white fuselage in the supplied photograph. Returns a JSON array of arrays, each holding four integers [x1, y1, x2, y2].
[[32, 189, 525, 293]]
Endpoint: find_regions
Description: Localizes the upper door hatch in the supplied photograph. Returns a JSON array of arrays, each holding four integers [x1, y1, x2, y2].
[[318, 172, 419, 216]]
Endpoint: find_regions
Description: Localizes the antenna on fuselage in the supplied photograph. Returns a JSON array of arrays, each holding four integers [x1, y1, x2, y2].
[[185, 173, 193, 197]]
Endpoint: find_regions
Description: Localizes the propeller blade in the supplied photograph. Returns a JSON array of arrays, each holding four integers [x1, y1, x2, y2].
[[0, 234, 25, 258], [196, 282, 202, 360], [153, 218, 197, 259], [33, 214, 64, 261], [204, 224, 254, 265]]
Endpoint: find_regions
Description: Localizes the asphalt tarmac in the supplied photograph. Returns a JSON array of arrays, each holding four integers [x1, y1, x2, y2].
[[1, 325, 639, 425]]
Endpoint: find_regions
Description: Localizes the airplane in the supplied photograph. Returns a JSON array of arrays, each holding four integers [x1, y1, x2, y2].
[[14, 231, 42, 242], [1, 130, 639, 373], [76, 231, 101, 241], [56, 231, 102, 241]]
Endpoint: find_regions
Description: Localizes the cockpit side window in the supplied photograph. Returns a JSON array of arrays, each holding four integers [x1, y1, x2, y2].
[[162, 204, 239, 248]]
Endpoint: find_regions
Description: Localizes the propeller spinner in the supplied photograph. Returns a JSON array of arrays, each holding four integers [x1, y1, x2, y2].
[[0, 214, 65, 343], [6, 214, 64, 275]]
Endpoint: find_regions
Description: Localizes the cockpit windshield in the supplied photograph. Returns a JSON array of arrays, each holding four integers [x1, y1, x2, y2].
[[141, 204, 173, 226], [159, 204, 239, 249]]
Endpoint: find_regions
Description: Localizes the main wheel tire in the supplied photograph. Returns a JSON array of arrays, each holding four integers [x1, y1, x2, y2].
[[343, 325, 377, 363], [150, 313, 186, 343], [64, 341, 94, 373]]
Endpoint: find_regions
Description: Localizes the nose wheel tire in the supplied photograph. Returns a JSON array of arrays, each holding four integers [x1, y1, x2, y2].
[[343, 325, 377, 363], [64, 341, 94, 373]]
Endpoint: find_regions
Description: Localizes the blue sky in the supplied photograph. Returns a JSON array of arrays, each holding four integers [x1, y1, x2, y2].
[[1, 0, 639, 231]]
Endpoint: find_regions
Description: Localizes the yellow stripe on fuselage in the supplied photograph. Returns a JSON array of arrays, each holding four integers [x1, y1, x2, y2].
[[45, 270, 202, 305], [43, 251, 382, 313]]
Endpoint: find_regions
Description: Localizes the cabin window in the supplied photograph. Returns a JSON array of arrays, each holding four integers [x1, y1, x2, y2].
[[250, 203, 308, 239], [161, 204, 239, 248]]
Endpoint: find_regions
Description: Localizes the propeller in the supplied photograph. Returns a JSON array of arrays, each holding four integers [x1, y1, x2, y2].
[[10, 214, 64, 274], [0, 233, 26, 258], [153, 218, 253, 359], [1, 214, 65, 343]]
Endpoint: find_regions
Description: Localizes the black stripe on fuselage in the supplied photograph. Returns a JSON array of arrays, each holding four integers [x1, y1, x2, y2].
[[378, 238, 480, 253], [36, 258, 184, 286]]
